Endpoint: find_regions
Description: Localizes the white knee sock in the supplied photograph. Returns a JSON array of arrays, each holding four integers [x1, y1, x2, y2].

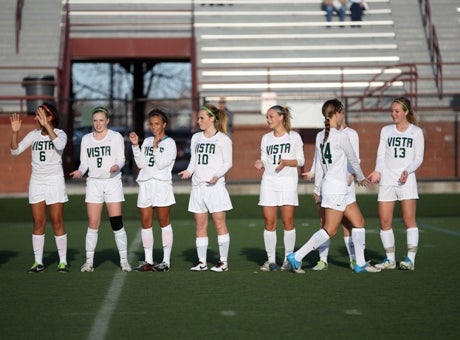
[[85, 228, 98, 264], [318, 238, 331, 263], [263, 229, 277, 263], [161, 224, 173, 265], [196, 237, 208, 264], [295, 229, 330, 262], [114, 227, 128, 262], [141, 227, 154, 264], [380, 229, 395, 262], [283, 229, 296, 259], [32, 234, 45, 264], [217, 233, 230, 263], [344, 236, 355, 262], [406, 227, 419, 264], [54, 234, 68, 264], [352, 228, 366, 266]]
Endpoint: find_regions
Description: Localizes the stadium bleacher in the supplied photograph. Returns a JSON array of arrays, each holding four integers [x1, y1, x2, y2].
[[1, 0, 458, 115]]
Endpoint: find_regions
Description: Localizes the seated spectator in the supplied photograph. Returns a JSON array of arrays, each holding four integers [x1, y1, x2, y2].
[[349, 0, 368, 27], [322, 0, 347, 25]]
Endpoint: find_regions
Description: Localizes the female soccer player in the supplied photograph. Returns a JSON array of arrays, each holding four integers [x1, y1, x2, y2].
[[304, 116, 360, 271], [287, 99, 380, 273], [368, 97, 424, 271], [70, 106, 131, 272], [179, 104, 232, 272], [254, 105, 305, 272], [129, 109, 176, 272], [10, 103, 69, 272]]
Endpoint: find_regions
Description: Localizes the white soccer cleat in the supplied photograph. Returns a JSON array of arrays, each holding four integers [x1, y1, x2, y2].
[[312, 260, 328, 271], [293, 266, 306, 274], [80, 261, 94, 272], [280, 260, 292, 271], [210, 261, 228, 272], [190, 262, 208, 271], [120, 260, 132, 272], [152, 262, 170, 272], [353, 262, 381, 273], [259, 261, 278, 272], [399, 256, 415, 271], [374, 258, 396, 270]]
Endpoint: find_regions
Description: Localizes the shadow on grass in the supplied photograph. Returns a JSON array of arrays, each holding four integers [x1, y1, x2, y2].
[[180, 247, 219, 266], [0, 250, 18, 266], [239, 247, 321, 269], [316, 245, 383, 269], [130, 249, 172, 265], [41, 247, 79, 267], [61, 247, 123, 269], [239, 247, 266, 266]]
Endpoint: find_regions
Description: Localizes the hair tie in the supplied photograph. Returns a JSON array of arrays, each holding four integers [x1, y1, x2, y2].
[[201, 106, 219, 121], [394, 99, 409, 112], [40, 104, 52, 115]]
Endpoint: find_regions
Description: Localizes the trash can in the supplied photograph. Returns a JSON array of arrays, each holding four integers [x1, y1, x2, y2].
[[22, 75, 55, 114]]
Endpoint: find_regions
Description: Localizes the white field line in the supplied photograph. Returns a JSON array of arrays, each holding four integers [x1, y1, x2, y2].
[[86, 230, 141, 340], [418, 222, 460, 237]]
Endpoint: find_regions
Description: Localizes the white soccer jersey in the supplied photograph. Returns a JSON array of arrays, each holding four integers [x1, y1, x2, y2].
[[314, 128, 364, 195], [132, 136, 177, 182], [342, 126, 360, 175], [78, 129, 125, 179], [310, 126, 360, 181], [11, 128, 67, 182], [260, 130, 305, 192], [374, 124, 424, 186], [185, 131, 232, 186]]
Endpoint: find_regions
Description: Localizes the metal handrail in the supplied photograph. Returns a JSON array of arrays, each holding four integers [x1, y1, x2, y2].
[[58, 1, 71, 118], [419, 0, 443, 98], [15, 0, 24, 54], [353, 64, 418, 111]]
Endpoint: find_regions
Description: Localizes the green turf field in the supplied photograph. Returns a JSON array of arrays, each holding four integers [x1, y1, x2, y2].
[[0, 194, 459, 339]]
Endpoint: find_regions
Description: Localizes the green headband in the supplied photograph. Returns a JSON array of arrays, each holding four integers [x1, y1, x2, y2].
[[201, 106, 218, 121], [92, 106, 110, 116], [394, 99, 409, 112]]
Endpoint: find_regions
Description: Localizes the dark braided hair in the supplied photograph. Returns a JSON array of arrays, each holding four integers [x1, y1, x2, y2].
[[321, 99, 344, 145]]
